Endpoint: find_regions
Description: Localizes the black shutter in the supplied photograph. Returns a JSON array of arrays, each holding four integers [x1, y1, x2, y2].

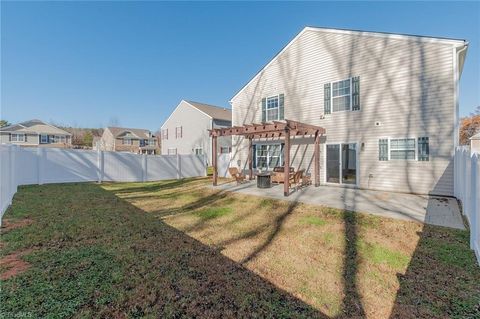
[[324, 83, 331, 114], [261, 98, 266, 122], [279, 94, 285, 120], [418, 137, 429, 161], [379, 139, 388, 161], [352, 76, 360, 111], [252, 144, 257, 168]]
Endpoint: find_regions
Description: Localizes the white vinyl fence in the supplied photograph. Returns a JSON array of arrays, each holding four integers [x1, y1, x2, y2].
[[0, 145, 207, 223], [454, 146, 480, 264]]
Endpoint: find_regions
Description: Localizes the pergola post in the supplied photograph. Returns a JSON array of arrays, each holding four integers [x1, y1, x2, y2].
[[284, 129, 290, 196], [212, 135, 218, 186], [314, 132, 320, 187], [248, 137, 253, 180]]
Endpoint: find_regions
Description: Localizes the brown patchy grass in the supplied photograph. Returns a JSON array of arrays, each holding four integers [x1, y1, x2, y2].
[[1, 178, 479, 318]]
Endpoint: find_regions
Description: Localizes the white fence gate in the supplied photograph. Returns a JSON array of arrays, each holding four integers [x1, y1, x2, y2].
[[454, 146, 480, 264], [0, 145, 207, 223]]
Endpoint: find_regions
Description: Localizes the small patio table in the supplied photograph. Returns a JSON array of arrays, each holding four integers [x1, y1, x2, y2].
[[256, 172, 272, 189]]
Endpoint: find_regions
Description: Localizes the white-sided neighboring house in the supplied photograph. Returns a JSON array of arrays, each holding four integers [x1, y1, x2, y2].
[[0, 119, 72, 148], [471, 132, 480, 155], [161, 100, 232, 164], [97, 127, 160, 154], [230, 26, 468, 196]]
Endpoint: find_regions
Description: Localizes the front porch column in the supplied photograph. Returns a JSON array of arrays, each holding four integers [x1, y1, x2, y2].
[[212, 135, 218, 186], [248, 137, 253, 180], [284, 130, 290, 196], [314, 132, 320, 187]]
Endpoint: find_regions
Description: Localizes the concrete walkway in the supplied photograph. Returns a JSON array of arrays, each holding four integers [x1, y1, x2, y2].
[[212, 181, 465, 230]]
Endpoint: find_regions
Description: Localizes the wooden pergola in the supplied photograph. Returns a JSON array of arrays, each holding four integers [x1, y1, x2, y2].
[[209, 119, 326, 196]]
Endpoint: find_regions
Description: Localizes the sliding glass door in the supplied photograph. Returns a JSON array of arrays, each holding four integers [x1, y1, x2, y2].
[[326, 143, 357, 185]]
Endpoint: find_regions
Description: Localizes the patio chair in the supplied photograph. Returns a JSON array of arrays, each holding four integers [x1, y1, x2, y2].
[[289, 169, 305, 191], [228, 167, 246, 184]]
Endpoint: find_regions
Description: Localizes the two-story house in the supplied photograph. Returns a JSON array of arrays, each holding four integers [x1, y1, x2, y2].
[[161, 100, 232, 164], [230, 27, 468, 196], [0, 119, 72, 148], [97, 127, 159, 154]]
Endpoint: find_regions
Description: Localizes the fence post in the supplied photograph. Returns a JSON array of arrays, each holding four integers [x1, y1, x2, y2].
[[9, 145, 16, 205], [471, 154, 477, 250], [176, 154, 181, 179], [142, 154, 147, 182], [37, 147, 45, 185], [97, 149, 104, 183]]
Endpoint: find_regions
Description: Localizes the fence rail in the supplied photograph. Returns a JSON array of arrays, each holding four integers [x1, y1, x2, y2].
[[454, 146, 480, 264], [0, 145, 207, 223]]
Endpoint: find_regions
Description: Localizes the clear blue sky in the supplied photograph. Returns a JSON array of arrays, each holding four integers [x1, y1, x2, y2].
[[1, 1, 479, 131]]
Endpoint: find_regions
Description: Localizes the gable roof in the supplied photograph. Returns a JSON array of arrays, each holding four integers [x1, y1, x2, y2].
[[0, 119, 71, 135], [231, 26, 468, 101], [185, 101, 232, 121], [107, 127, 153, 139]]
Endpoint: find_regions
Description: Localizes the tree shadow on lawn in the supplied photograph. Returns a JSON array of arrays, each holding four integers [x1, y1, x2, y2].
[[0, 183, 328, 318]]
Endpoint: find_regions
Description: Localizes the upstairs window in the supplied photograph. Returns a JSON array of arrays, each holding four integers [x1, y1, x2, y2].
[[123, 138, 132, 145], [162, 129, 168, 140], [175, 126, 183, 139], [11, 133, 25, 142], [324, 76, 360, 114], [261, 94, 284, 122]]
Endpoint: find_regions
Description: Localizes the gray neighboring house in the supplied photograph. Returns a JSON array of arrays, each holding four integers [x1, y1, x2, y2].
[[230, 27, 468, 196], [96, 127, 160, 154], [161, 100, 232, 164], [0, 119, 72, 148]]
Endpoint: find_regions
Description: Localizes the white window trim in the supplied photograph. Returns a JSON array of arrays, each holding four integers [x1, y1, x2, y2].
[[330, 77, 353, 113], [175, 126, 182, 139], [387, 137, 417, 161], [255, 143, 283, 170], [323, 141, 360, 187], [265, 95, 281, 121], [40, 134, 48, 144], [11, 133, 26, 142]]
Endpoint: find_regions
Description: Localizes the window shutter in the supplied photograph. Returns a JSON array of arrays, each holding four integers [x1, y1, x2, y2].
[[261, 98, 266, 122], [324, 83, 331, 114], [279, 94, 285, 120], [418, 137, 429, 161], [166, 129, 168, 140], [252, 144, 257, 169], [9, 133, 11, 142], [352, 76, 360, 111], [379, 139, 388, 161], [180, 126, 183, 138]]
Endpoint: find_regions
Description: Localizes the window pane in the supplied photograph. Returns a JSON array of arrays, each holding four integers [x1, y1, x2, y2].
[[342, 143, 356, 184], [390, 150, 415, 160], [332, 96, 350, 112]]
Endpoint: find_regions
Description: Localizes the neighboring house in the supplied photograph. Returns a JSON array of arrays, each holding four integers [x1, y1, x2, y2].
[[161, 100, 232, 164], [97, 127, 160, 154], [471, 132, 480, 155], [0, 119, 72, 148], [230, 27, 468, 196]]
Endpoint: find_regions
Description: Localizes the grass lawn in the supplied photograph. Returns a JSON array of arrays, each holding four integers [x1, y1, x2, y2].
[[1, 178, 479, 318]]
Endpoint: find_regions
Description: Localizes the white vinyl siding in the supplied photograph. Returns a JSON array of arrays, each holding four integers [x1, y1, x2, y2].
[[231, 29, 456, 196]]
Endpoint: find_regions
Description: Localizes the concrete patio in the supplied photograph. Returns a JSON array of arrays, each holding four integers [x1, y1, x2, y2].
[[212, 181, 465, 230]]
